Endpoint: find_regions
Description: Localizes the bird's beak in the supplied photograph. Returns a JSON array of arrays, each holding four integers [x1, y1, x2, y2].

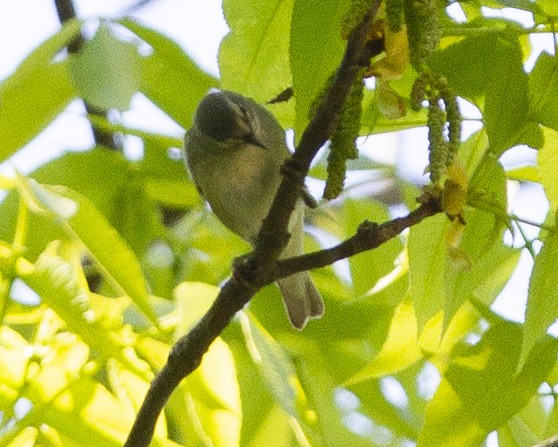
[[243, 132, 267, 149]]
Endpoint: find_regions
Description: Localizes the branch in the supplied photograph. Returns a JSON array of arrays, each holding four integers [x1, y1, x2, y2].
[[253, 0, 383, 265], [53, 0, 120, 150], [276, 194, 441, 279], [534, 434, 558, 447], [124, 2, 401, 446]]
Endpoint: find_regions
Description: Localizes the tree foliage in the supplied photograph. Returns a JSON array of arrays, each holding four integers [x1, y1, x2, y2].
[[1, 1, 558, 446]]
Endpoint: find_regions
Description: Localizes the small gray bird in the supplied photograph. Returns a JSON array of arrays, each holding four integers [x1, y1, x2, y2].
[[184, 90, 324, 329]]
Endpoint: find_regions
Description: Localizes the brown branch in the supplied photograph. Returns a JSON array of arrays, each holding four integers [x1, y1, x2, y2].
[[53, 0, 120, 150], [125, 199, 443, 447], [534, 434, 558, 447], [253, 0, 382, 266], [277, 195, 442, 279], [124, 2, 396, 446]]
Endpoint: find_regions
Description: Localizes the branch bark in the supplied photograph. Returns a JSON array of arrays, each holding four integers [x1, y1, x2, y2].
[[122, 2, 441, 446], [535, 434, 558, 447], [276, 194, 441, 280], [54, 0, 120, 150]]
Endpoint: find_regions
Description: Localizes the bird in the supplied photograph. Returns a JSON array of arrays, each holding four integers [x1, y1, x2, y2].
[[183, 90, 324, 329]]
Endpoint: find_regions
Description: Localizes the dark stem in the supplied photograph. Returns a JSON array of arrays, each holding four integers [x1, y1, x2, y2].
[[277, 196, 441, 279], [53, 0, 120, 150], [534, 434, 558, 447]]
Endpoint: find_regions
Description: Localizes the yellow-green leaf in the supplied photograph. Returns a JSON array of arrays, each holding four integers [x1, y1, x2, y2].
[[538, 127, 558, 213], [521, 226, 558, 368], [21, 179, 158, 327]]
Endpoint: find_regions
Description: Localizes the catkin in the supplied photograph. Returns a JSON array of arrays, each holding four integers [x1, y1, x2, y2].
[[403, 0, 441, 71], [427, 98, 447, 184], [323, 71, 365, 199], [342, 0, 377, 38]]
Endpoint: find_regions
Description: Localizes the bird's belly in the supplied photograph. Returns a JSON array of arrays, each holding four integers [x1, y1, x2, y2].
[[200, 146, 283, 241]]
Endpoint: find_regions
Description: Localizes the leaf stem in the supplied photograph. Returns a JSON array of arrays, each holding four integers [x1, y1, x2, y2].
[[443, 25, 557, 37], [514, 220, 536, 259]]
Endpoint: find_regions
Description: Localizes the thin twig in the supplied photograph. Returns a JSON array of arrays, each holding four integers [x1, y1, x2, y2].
[[534, 433, 558, 447], [53, 0, 120, 150], [277, 196, 441, 279]]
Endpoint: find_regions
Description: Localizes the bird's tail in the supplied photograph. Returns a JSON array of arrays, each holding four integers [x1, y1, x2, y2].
[[276, 203, 324, 329], [278, 272, 324, 329]]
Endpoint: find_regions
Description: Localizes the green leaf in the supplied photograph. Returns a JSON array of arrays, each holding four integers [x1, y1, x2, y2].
[[107, 362, 173, 441], [543, 400, 558, 439], [538, 127, 558, 213], [0, 149, 131, 261], [408, 214, 448, 329], [23, 332, 89, 404], [2, 428, 38, 447], [515, 120, 545, 150], [241, 312, 311, 424], [346, 300, 480, 385], [33, 377, 131, 447], [0, 327, 29, 409], [449, 148, 515, 322], [528, 53, 558, 131], [219, 0, 294, 119], [361, 90, 429, 135], [0, 19, 80, 157], [69, 22, 140, 111], [538, 0, 558, 16], [140, 140, 200, 208], [110, 174, 161, 257], [430, 33, 529, 154], [87, 114, 183, 148], [521, 226, 558, 368], [483, 36, 529, 154], [32, 149, 130, 214], [344, 199, 403, 297], [244, 405, 293, 447], [444, 208, 519, 322], [186, 338, 242, 447], [121, 19, 217, 128], [21, 242, 145, 372], [21, 180, 158, 327], [491, 0, 539, 12], [296, 346, 372, 447], [5, 18, 81, 79], [419, 319, 558, 447], [345, 299, 423, 384], [174, 282, 220, 334], [469, 153, 508, 223], [290, 0, 350, 137], [429, 34, 498, 103], [409, 178, 515, 332], [174, 282, 242, 447], [506, 165, 539, 183], [0, 62, 76, 161], [499, 415, 540, 447]]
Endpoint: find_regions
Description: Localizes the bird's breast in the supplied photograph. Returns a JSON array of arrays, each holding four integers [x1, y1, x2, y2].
[[192, 142, 284, 241]]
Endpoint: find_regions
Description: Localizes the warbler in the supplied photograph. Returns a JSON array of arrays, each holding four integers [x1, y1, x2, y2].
[[183, 91, 324, 329]]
